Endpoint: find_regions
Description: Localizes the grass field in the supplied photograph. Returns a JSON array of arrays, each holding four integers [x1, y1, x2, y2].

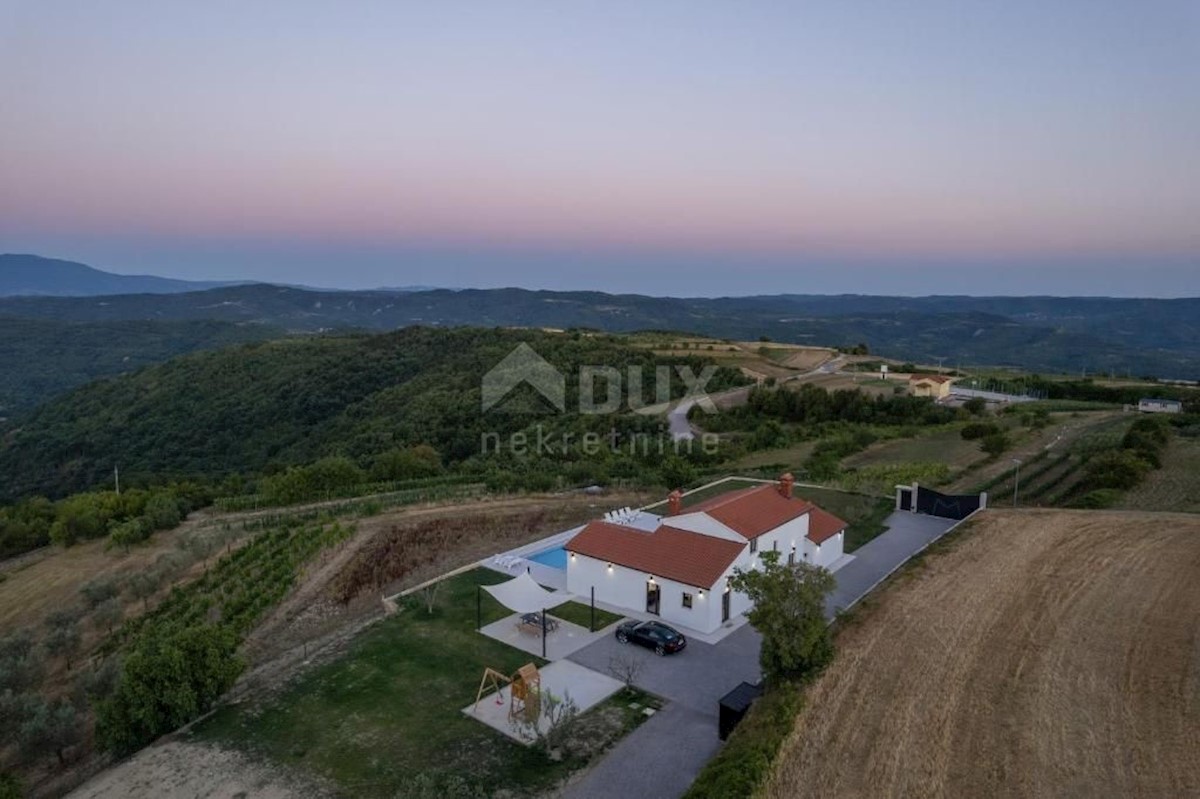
[[549, 600, 623, 630], [0, 524, 197, 633], [843, 424, 980, 475], [196, 569, 653, 797], [643, 477, 767, 513], [763, 509, 1200, 798], [1117, 436, 1200, 513], [729, 441, 819, 472], [789, 487, 893, 552]]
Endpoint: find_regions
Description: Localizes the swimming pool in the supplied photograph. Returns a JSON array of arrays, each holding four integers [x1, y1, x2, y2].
[[527, 545, 568, 569]]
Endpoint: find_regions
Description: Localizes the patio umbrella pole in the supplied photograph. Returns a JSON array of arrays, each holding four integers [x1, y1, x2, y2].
[[476, 585, 481, 631], [542, 607, 547, 659]]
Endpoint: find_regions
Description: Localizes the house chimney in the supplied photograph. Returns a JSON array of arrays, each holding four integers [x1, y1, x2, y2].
[[668, 489, 683, 515], [779, 473, 795, 499]]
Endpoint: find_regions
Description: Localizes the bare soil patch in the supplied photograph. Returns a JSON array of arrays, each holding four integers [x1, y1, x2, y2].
[[764, 509, 1200, 799], [66, 740, 333, 799]]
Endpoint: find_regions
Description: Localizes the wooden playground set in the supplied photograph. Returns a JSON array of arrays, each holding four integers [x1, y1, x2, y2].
[[474, 662, 542, 723]]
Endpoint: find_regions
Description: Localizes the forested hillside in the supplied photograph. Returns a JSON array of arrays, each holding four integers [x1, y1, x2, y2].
[[0, 318, 280, 414], [1, 282, 1197, 377], [0, 327, 746, 500]]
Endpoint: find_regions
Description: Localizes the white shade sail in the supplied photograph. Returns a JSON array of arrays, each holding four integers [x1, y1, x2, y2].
[[482, 572, 566, 614]]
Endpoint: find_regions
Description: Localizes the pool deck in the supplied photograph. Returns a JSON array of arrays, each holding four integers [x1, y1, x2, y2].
[[480, 526, 585, 590]]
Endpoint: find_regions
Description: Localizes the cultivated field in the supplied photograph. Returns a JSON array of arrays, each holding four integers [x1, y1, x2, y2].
[[764, 509, 1200, 799], [1118, 436, 1200, 513]]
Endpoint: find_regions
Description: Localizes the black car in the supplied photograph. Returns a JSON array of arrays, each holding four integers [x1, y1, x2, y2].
[[615, 620, 687, 656]]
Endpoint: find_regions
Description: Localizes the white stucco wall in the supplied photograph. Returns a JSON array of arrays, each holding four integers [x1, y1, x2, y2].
[[567, 552, 731, 633], [664, 511, 743, 542], [805, 531, 845, 568]]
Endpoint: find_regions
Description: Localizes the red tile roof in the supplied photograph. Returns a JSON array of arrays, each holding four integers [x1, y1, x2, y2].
[[565, 521, 745, 589], [805, 506, 848, 544], [685, 484, 814, 540]]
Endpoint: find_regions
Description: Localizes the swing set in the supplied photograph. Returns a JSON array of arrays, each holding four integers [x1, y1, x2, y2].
[[473, 662, 541, 721]]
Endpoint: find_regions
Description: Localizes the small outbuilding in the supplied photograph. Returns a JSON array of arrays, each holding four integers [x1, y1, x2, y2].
[[908, 374, 954, 398], [1138, 398, 1182, 414]]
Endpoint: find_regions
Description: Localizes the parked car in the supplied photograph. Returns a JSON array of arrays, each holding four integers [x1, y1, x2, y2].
[[615, 620, 687, 656]]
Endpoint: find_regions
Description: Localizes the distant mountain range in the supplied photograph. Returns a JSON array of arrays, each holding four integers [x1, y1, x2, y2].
[[0, 253, 244, 296], [2, 254, 1198, 381]]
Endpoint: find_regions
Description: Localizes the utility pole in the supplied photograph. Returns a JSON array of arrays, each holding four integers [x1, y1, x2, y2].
[[1011, 458, 1022, 507]]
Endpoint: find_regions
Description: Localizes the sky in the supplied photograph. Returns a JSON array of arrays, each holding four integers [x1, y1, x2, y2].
[[1, 1, 1198, 297]]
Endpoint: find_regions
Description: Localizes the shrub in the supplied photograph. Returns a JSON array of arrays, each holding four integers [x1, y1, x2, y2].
[[1083, 449, 1150, 490], [0, 772, 21, 799], [684, 682, 803, 799], [979, 432, 1010, 457], [44, 623, 82, 670], [96, 623, 243, 755], [961, 422, 1000, 440], [81, 576, 120, 609], [962, 397, 987, 415]]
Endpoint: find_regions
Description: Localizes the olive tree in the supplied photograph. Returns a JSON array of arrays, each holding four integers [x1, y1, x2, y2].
[[44, 622, 82, 671], [728, 551, 835, 683]]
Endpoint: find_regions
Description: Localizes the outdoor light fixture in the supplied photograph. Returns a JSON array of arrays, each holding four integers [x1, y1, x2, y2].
[[607, 562, 613, 570], [648, 575, 656, 583], [698, 589, 704, 597]]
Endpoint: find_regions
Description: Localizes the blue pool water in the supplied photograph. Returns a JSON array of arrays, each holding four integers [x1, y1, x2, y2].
[[528, 545, 568, 569]]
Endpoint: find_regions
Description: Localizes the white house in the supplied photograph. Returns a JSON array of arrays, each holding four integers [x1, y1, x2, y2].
[[1138, 398, 1182, 414], [564, 474, 847, 634]]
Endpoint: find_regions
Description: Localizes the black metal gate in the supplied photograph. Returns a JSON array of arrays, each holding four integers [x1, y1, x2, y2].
[[915, 486, 980, 520]]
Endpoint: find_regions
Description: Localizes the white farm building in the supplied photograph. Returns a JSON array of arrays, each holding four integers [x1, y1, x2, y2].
[[564, 475, 847, 634]]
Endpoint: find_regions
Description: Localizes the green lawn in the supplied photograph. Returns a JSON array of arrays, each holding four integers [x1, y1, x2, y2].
[[549, 600, 624, 631], [790, 486, 894, 552], [195, 569, 651, 796], [644, 478, 767, 513], [843, 424, 980, 474]]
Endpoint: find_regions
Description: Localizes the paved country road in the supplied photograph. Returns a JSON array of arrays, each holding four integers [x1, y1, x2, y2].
[[562, 510, 962, 799]]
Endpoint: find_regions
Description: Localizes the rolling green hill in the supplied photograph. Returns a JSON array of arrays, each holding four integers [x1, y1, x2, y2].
[[1, 282, 1197, 378], [0, 327, 746, 500], [0, 317, 281, 415]]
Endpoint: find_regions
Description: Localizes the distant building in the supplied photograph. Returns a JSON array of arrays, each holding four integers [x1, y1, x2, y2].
[[1137, 398, 1182, 414], [908, 374, 954, 399]]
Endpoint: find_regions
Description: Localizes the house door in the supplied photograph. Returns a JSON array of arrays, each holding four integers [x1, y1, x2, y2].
[[721, 587, 731, 623], [646, 581, 660, 615]]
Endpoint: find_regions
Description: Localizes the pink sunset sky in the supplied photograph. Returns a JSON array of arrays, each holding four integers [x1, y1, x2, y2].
[[1, 1, 1197, 295]]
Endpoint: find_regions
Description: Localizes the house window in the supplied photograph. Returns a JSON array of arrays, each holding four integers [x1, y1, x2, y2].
[[682, 592, 693, 609], [749, 538, 758, 553]]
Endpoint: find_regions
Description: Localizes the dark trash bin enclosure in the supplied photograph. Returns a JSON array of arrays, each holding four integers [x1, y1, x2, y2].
[[718, 681, 764, 741]]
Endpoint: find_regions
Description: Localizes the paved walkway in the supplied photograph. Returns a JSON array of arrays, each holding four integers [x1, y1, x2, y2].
[[480, 613, 609, 661], [825, 511, 957, 616], [563, 703, 721, 799], [563, 509, 965, 799], [463, 660, 624, 743]]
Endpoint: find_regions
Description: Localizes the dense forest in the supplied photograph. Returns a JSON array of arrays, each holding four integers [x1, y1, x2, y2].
[[1, 281, 1198, 378], [0, 317, 280, 414], [0, 326, 747, 501]]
